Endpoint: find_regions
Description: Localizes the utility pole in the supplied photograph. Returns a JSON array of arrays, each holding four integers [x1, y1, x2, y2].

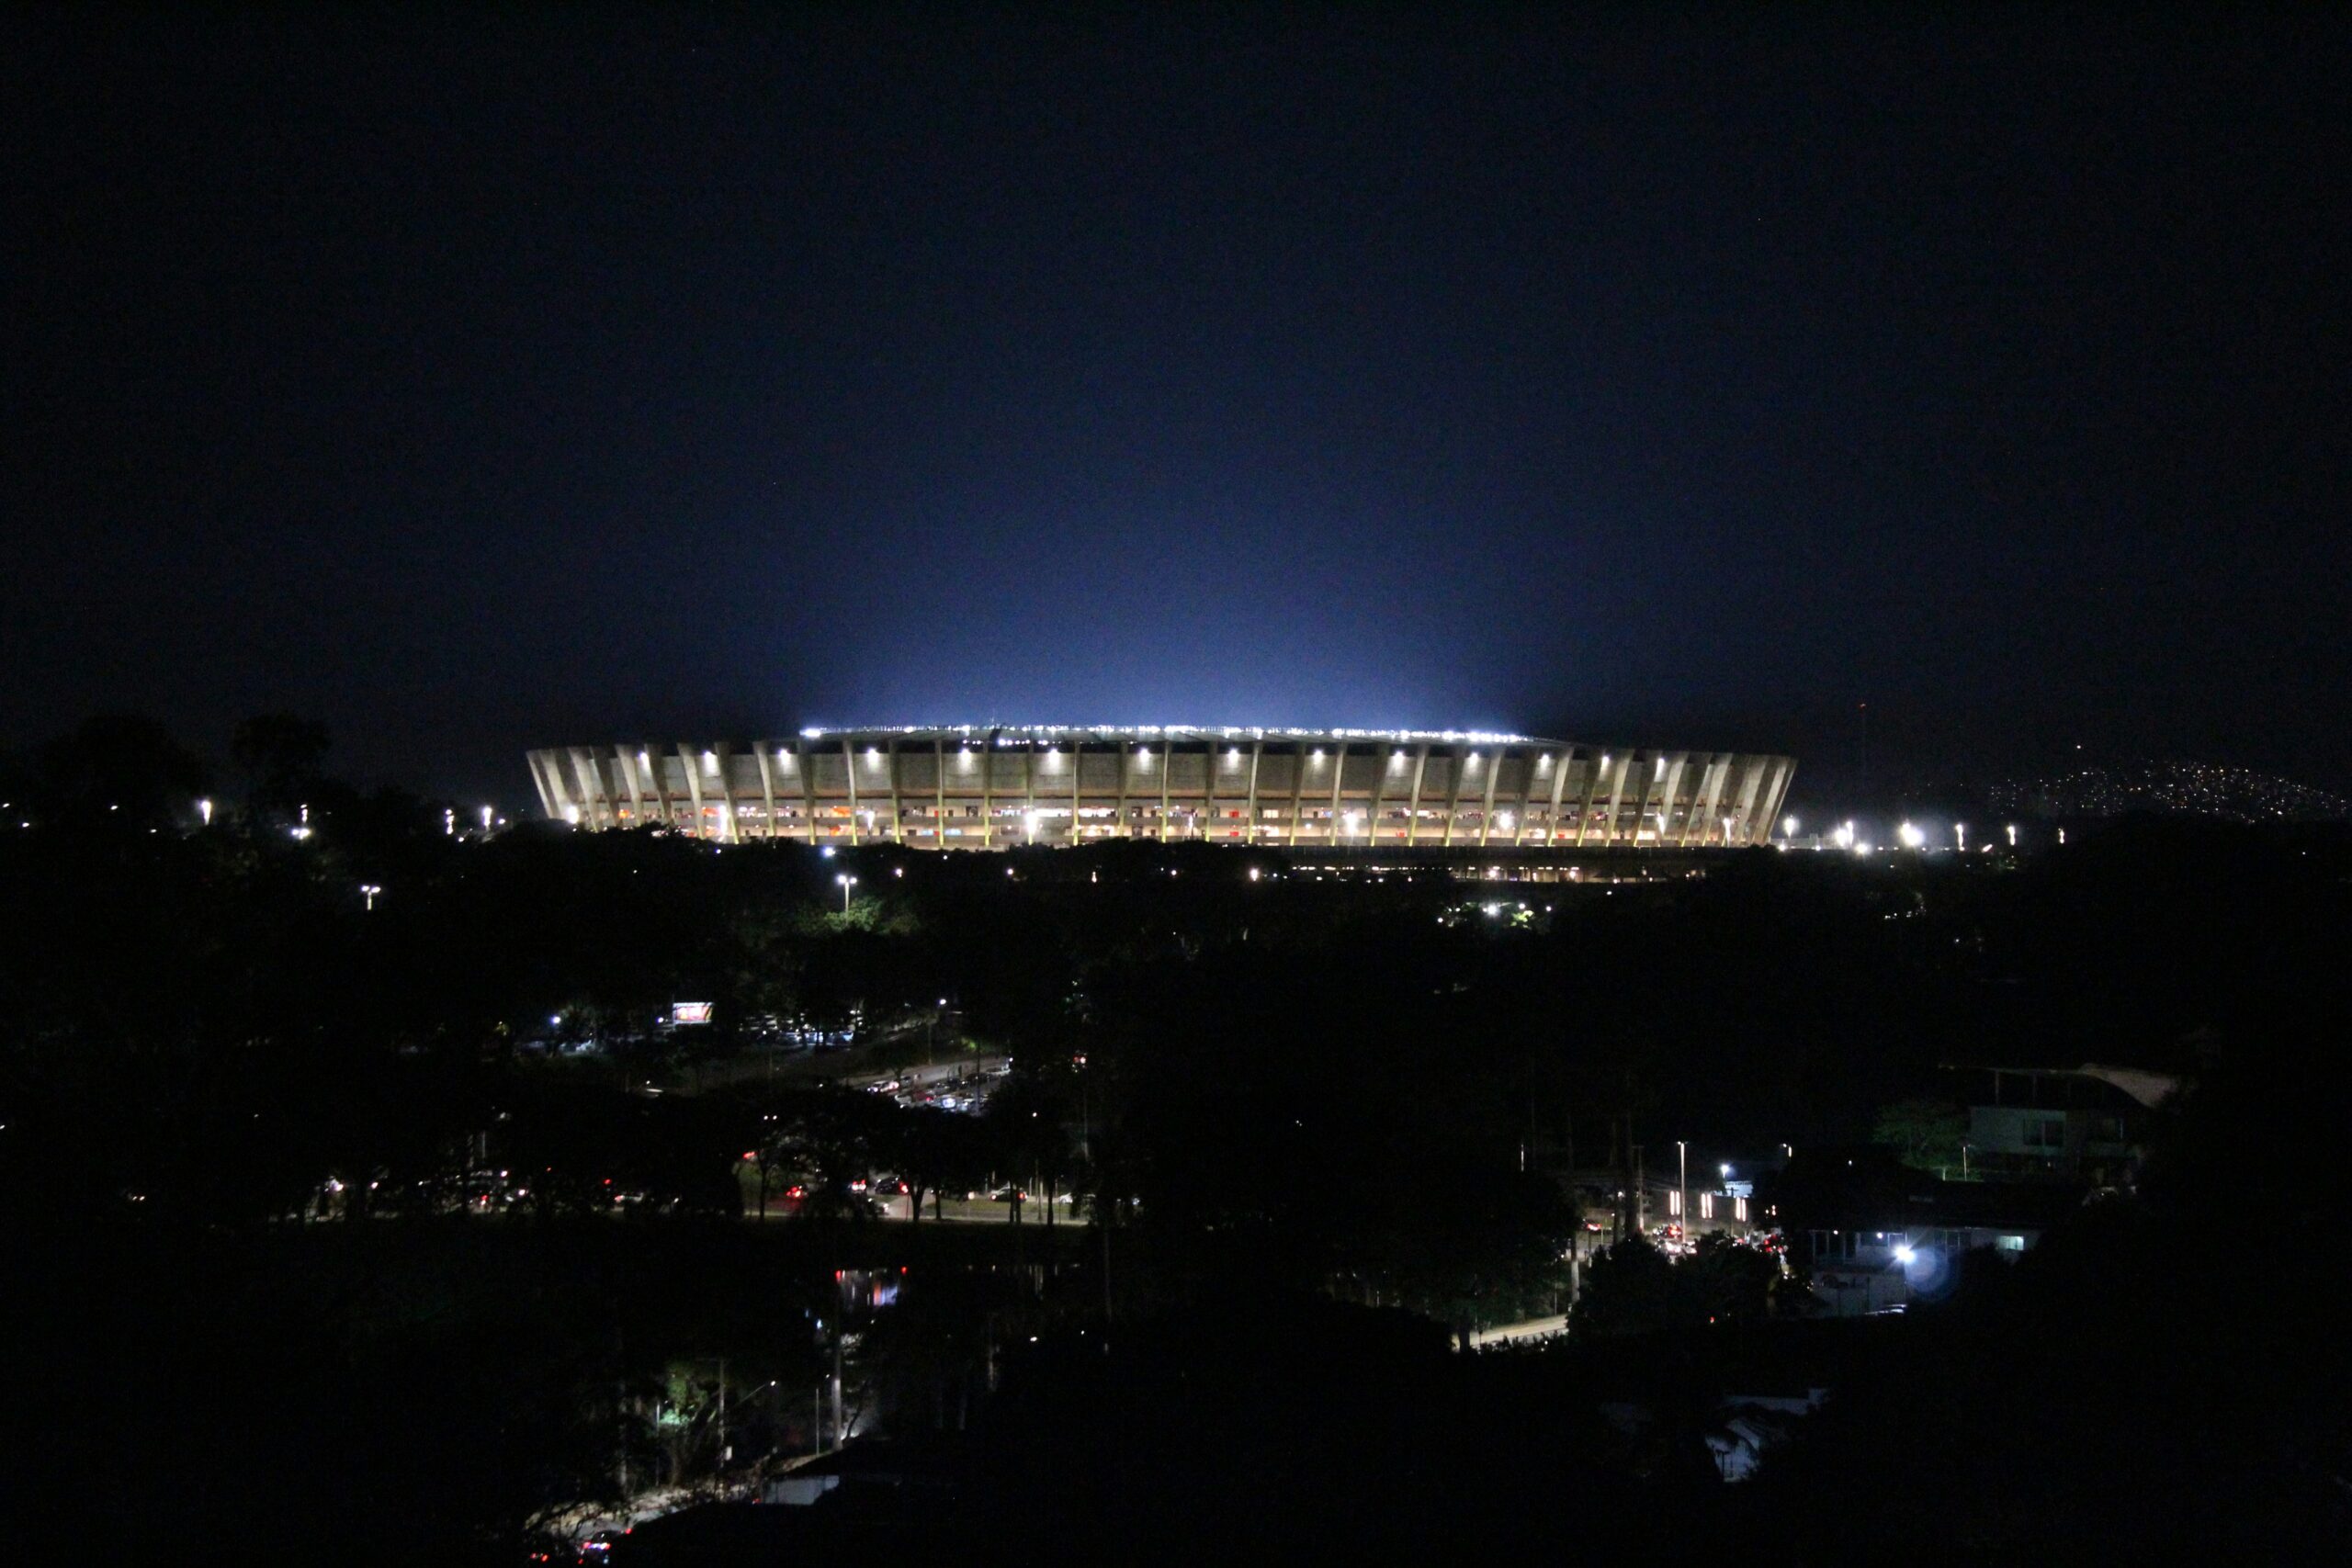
[[830, 1327, 844, 1450], [1677, 1139, 1688, 1250]]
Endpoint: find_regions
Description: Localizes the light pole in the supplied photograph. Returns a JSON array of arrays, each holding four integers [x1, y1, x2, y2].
[[1955, 823, 1967, 852], [836, 874, 857, 912], [359, 883, 381, 912], [1676, 1139, 1687, 1249]]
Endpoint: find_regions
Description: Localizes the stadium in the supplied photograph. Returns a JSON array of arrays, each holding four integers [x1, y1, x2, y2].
[[526, 727, 1796, 853]]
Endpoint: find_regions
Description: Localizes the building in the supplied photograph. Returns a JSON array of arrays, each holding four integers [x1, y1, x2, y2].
[[526, 727, 1796, 852], [1944, 1064, 2179, 1187]]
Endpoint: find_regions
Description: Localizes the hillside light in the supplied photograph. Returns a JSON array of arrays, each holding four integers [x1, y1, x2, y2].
[[481, 805, 494, 831], [2006, 823, 2018, 847], [359, 884, 381, 911], [836, 874, 857, 912], [197, 798, 213, 826], [1954, 823, 1967, 852]]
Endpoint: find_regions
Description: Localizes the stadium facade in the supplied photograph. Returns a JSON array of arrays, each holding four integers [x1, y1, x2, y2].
[[526, 727, 1795, 852]]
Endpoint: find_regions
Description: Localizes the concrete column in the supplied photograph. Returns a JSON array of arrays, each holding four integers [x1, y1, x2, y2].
[[1407, 744, 1430, 846], [1688, 755, 1728, 847], [678, 744, 708, 840], [934, 738, 948, 852], [1600, 753, 1631, 845], [1442, 748, 1473, 848], [1367, 744, 1394, 844], [981, 729, 1000, 849], [1116, 741, 1133, 840], [754, 744, 780, 840], [1545, 748, 1575, 846], [1286, 744, 1311, 847], [1244, 739, 1263, 845], [712, 743, 738, 842], [796, 741, 820, 845], [1160, 744, 1173, 840], [1327, 741, 1347, 845], [1475, 747, 1503, 848], [1510, 749, 1543, 848], [842, 739, 861, 846]]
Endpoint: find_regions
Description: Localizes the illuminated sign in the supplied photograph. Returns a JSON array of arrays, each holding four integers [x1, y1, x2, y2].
[[672, 1002, 714, 1025]]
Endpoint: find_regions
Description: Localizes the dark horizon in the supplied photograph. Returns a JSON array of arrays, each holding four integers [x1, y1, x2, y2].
[[9, 7, 2350, 811]]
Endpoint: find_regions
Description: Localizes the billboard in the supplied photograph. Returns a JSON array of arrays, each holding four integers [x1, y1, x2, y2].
[[671, 1001, 714, 1026]]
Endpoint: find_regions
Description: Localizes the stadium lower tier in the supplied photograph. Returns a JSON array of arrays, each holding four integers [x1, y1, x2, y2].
[[526, 728, 1796, 852]]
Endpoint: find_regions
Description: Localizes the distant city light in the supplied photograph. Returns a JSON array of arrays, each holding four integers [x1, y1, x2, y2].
[[1782, 815, 1798, 837], [198, 797, 213, 826], [1897, 821, 1925, 849]]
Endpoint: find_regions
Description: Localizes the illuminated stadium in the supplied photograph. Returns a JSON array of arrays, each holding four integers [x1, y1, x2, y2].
[[527, 727, 1795, 852]]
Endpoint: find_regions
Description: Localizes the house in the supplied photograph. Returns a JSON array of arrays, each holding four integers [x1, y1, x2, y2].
[[1943, 1063, 2180, 1186], [1783, 1147, 2083, 1316]]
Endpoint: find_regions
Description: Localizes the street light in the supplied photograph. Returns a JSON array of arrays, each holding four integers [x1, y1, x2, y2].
[[2006, 823, 2018, 848], [1676, 1140, 1687, 1246], [1954, 823, 1967, 852], [198, 798, 213, 826], [359, 884, 381, 912], [835, 874, 857, 912]]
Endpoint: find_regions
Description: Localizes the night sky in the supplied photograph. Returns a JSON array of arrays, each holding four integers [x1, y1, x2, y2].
[[9, 6, 2349, 808]]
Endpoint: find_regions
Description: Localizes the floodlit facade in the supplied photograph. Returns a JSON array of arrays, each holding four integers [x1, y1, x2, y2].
[[526, 727, 1796, 852]]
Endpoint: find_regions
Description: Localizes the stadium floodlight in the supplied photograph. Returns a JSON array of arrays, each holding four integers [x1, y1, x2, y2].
[[1898, 821, 1925, 849]]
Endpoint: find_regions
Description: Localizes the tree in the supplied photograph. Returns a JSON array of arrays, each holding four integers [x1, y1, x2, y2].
[[232, 713, 331, 820], [37, 712, 209, 829], [1871, 1099, 1969, 1173]]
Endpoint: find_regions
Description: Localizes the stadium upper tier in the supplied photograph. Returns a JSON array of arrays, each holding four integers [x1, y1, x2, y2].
[[526, 727, 1795, 851]]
